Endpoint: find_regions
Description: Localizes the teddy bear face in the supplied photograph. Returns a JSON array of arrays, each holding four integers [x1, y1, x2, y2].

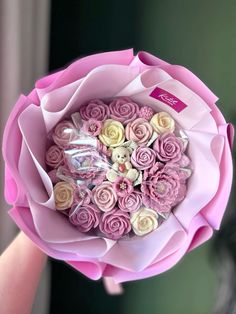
[[111, 146, 131, 164]]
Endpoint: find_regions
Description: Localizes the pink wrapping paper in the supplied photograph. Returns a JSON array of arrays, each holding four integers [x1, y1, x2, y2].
[[2, 49, 233, 284]]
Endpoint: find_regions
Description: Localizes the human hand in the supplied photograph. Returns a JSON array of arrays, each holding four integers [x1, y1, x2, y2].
[[0, 232, 47, 314]]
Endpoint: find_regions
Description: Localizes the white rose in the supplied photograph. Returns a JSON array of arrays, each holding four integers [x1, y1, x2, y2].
[[131, 207, 158, 236], [150, 112, 175, 134], [99, 119, 125, 147]]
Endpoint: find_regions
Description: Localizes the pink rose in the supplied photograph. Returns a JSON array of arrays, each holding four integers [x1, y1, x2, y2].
[[79, 99, 109, 121], [125, 118, 153, 146], [99, 208, 131, 240], [45, 145, 64, 169], [69, 203, 101, 233], [138, 105, 154, 120], [109, 97, 139, 124], [92, 181, 117, 212], [3, 49, 233, 284], [52, 120, 78, 148], [118, 190, 142, 212], [82, 119, 102, 136], [141, 163, 186, 213], [131, 147, 156, 170], [113, 177, 134, 197], [48, 169, 60, 184], [153, 133, 184, 163]]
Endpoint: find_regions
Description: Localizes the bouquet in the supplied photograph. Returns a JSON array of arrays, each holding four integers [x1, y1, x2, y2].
[[47, 97, 192, 240], [2, 49, 234, 290]]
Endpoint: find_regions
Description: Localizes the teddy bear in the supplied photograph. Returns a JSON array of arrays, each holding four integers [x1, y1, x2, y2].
[[106, 146, 139, 183]]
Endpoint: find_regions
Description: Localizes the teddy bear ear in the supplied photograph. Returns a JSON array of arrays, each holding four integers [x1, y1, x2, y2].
[[126, 147, 133, 154], [123, 140, 137, 150]]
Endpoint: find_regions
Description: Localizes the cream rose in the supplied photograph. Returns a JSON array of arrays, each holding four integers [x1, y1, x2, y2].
[[54, 181, 74, 210], [131, 207, 158, 236], [99, 119, 125, 147], [150, 112, 175, 134]]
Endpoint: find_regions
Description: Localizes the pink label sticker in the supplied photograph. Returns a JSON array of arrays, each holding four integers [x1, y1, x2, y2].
[[149, 87, 187, 113]]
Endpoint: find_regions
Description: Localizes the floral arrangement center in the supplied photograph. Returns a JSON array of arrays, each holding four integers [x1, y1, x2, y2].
[[46, 97, 192, 240]]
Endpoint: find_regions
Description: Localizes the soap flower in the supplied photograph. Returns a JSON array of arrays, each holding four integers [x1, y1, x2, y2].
[[113, 177, 134, 197], [109, 97, 139, 124], [125, 118, 153, 146], [150, 112, 175, 134], [54, 181, 75, 211], [99, 208, 131, 240], [79, 99, 109, 121], [131, 207, 159, 236], [99, 119, 125, 147]]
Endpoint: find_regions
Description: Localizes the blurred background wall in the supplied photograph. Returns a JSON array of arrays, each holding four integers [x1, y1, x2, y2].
[[0, 1, 235, 314], [0, 1, 51, 314]]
